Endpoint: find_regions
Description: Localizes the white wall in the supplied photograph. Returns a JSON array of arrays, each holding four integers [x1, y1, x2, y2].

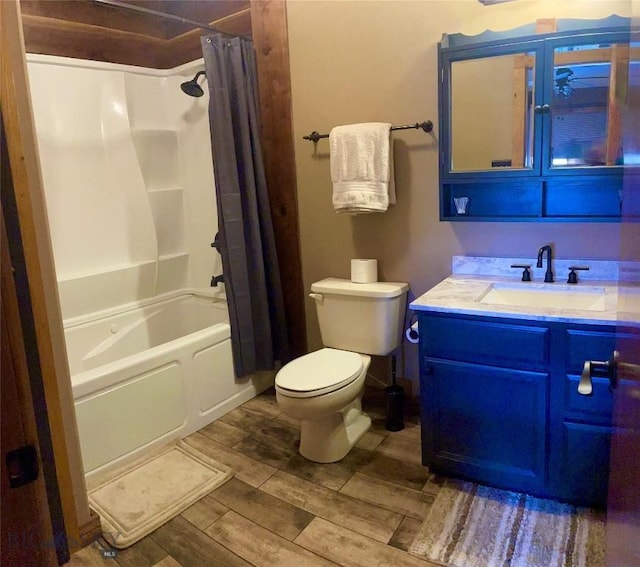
[[27, 55, 221, 321]]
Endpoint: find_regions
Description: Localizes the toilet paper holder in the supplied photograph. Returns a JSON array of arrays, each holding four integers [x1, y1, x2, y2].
[[405, 313, 419, 344]]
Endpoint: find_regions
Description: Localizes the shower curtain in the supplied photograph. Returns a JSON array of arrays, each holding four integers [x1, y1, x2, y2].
[[201, 33, 290, 378]]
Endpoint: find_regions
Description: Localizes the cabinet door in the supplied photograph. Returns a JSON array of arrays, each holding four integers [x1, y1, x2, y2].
[[553, 421, 611, 506], [542, 31, 638, 176], [548, 325, 617, 506], [421, 358, 548, 495], [441, 40, 545, 180]]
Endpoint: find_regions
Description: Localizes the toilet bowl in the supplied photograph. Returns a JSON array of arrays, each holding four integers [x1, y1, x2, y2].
[[275, 348, 372, 463], [275, 277, 408, 463]]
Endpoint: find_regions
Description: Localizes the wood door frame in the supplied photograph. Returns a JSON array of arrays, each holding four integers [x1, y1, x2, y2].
[[1, 181, 59, 567], [1, 0, 93, 554]]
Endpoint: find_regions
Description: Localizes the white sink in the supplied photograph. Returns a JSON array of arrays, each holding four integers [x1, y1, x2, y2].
[[478, 283, 606, 311]]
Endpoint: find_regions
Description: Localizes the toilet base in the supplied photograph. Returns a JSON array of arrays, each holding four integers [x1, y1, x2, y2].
[[275, 354, 372, 464], [298, 398, 371, 463]]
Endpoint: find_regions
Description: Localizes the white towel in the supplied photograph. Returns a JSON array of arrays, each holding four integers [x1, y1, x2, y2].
[[329, 122, 394, 214]]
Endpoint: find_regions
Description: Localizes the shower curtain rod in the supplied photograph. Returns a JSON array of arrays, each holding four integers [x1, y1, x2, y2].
[[92, 0, 246, 37], [303, 121, 434, 143]]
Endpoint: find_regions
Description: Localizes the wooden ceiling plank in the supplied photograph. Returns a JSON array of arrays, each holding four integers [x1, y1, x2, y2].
[[22, 14, 165, 68], [159, 9, 252, 69], [20, 0, 251, 41], [20, 0, 174, 40]]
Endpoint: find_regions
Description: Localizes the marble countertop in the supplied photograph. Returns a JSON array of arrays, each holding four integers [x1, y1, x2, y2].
[[410, 256, 640, 326]]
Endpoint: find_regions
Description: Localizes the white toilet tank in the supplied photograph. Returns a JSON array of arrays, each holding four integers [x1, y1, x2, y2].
[[310, 278, 409, 356]]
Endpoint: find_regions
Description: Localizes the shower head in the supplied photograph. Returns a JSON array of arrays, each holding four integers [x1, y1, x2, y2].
[[180, 71, 206, 97]]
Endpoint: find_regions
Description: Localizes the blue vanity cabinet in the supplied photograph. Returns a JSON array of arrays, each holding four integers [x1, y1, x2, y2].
[[418, 311, 616, 506], [438, 17, 636, 221]]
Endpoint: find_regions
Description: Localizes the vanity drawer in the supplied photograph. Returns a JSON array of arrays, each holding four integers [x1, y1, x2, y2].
[[419, 314, 549, 370]]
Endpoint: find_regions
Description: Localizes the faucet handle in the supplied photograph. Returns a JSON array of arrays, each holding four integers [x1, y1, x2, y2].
[[567, 266, 589, 284], [511, 264, 532, 282]]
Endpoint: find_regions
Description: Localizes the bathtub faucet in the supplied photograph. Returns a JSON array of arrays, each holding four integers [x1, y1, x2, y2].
[[211, 274, 225, 287]]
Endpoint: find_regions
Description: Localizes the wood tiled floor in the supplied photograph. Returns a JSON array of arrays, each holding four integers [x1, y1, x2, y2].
[[68, 386, 443, 567]]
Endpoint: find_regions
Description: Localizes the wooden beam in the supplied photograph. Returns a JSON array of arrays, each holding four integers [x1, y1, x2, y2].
[[511, 55, 529, 168], [554, 48, 611, 66], [513, 54, 535, 69], [20, 0, 176, 39], [606, 44, 628, 165], [553, 47, 638, 66], [251, 0, 306, 358], [21, 7, 252, 69], [21, 13, 165, 67], [536, 18, 557, 34], [160, 8, 252, 68]]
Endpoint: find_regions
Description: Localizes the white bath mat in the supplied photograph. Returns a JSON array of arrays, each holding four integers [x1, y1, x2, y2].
[[88, 441, 233, 548]]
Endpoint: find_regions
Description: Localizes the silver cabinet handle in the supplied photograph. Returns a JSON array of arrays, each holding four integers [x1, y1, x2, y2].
[[579, 361, 594, 395], [578, 351, 619, 395]]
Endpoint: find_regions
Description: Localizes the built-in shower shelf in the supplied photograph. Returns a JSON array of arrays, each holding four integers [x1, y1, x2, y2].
[[132, 128, 179, 133], [147, 187, 183, 194], [159, 252, 189, 261]]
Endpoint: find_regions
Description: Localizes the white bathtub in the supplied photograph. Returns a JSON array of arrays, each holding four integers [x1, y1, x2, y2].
[[66, 293, 273, 480]]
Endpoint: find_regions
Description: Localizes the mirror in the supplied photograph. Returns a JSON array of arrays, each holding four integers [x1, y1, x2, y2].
[[450, 51, 536, 171], [551, 41, 640, 167]]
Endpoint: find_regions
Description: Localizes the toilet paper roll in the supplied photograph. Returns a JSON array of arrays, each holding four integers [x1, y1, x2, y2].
[[405, 321, 419, 344], [351, 259, 378, 283]]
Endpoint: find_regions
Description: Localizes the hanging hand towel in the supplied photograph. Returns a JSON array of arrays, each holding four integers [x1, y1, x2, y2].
[[330, 122, 394, 214]]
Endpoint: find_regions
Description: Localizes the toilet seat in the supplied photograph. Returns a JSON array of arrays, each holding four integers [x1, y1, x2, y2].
[[275, 348, 363, 399]]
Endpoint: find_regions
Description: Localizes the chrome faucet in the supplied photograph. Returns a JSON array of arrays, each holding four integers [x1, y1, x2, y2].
[[537, 245, 554, 283]]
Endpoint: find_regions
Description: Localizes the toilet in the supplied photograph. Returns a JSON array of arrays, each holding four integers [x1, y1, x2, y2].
[[275, 277, 409, 463]]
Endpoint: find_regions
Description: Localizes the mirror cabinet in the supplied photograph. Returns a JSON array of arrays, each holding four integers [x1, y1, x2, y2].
[[439, 16, 639, 221]]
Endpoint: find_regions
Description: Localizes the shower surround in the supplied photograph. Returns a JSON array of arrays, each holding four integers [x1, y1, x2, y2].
[[27, 55, 271, 480]]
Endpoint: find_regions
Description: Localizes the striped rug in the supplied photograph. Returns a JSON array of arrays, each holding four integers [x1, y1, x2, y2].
[[408, 479, 605, 567]]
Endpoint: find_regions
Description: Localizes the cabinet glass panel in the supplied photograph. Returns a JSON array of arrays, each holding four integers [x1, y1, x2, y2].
[[450, 52, 536, 171], [627, 41, 640, 166], [550, 42, 637, 168]]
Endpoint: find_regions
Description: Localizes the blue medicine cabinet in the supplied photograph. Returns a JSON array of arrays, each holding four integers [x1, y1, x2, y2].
[[438, 16, 639, 221]]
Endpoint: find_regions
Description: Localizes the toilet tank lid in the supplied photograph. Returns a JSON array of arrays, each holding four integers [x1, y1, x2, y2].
[[311, 278, 409, 298]]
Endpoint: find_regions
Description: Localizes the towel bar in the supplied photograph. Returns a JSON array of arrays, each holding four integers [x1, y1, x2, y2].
[[303, 121, 433, 143]]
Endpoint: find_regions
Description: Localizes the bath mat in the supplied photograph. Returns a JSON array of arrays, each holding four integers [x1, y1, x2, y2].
[[88, 441, 233, 548], [408, 479, 605, 567]]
